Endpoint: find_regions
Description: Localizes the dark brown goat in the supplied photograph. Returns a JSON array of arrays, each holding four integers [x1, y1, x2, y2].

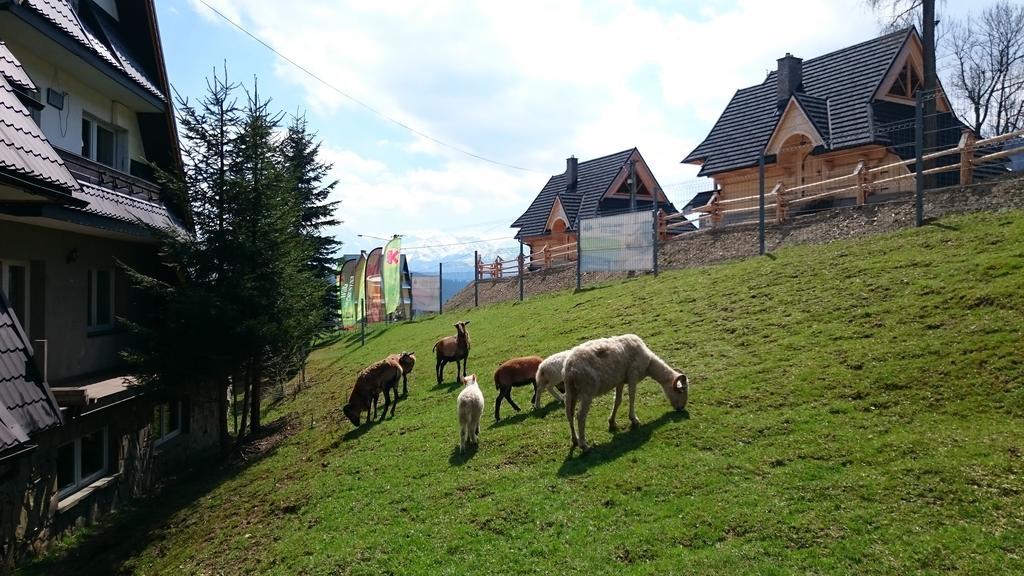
[[433, 321, 471, 384], [385, 352, 416, 396], [493, 355, 543, 420], [343, 357, 403, 426]]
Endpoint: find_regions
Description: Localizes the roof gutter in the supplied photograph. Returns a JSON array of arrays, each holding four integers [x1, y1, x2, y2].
[[0, 171, 87, 207], [2, 1, 165, 111]]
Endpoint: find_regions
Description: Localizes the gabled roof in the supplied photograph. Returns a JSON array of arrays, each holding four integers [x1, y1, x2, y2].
[[511, 149, 636, 239], [0, 292, 62, 456], [0, 41, 36, 92], [22, 0, 165, 102], [0, 74, 80, 196], [683, 28, 912, 176]]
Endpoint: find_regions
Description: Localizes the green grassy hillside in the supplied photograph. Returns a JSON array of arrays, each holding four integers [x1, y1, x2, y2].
[[25, 210, 1024, 575]]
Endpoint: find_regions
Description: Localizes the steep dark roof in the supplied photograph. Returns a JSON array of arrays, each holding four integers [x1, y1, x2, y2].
[[683, 28, 911, 176], [23, 0, 164, 101], [793, 93, 830, 142], [511, 149, 635, 239], [0, 74, 80, 196], [73, 181, 183, 230], [0, 41, 36, 92], [0, 292, 62, 455], [681, 190, 715, 212]]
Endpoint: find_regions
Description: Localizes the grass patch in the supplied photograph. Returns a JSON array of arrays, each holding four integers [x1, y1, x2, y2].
[[20, 210, 1024, 575]]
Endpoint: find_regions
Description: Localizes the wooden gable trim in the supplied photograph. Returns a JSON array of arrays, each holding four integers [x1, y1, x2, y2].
[[544, 196, 569, 231], [601, 151, 669, 203], [765, 97, 826, 155], [873, 32, 950, 112]]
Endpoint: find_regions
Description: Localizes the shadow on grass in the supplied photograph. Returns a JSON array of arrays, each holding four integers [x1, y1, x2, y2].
[[490, 401, 561, 428], [448, 442, 479, 466], [556, 410, 689, 478], [17, 417, 296, 576], [431, 378, 464, 392]]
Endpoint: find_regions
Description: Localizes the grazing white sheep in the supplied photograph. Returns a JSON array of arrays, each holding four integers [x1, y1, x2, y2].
[[563, 334, 688, 452], [533, 350, 570, 410], [456, 374, 484, 453]]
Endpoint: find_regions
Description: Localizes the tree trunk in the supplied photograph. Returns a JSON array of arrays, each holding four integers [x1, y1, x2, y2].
[[250, 359, 262, 433], [237, 366, 252, 446], [218, 376, 230, 454]]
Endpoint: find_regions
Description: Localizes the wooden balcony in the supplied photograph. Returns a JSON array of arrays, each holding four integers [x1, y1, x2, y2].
[[56, 149, 163, 202]]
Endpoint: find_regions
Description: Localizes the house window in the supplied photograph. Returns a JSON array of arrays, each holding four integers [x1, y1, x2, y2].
[[152, 401, 182, 446], [81, 114, 126, 170], [57, 428, 109, 499], [887, 62, 923, 99], [87, 268, 114, 331], [0, 260, 30, 335]]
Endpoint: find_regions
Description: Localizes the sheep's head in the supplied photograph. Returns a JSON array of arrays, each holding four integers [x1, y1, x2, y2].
[[399, 352, 416, 372], [661, 374, 689, 412], [462, 374, 478, 387], [455, 321, 470, 337], [342, 403, 360, 427]]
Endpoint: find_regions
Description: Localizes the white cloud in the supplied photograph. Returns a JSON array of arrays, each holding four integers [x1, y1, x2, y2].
[[185, 0, 919, 264]]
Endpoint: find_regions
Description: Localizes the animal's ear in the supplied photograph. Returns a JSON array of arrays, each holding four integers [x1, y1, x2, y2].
[[463, 320, 470, 325], [674, 375, 688, 390]]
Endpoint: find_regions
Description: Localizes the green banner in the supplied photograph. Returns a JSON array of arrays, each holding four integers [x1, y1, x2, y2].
[[352, 253, 367, 324], [383, 237, 402, 314], [338, 258, 358, 329]]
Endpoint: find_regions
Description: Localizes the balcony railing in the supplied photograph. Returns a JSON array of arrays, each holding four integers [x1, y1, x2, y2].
[[56, 149, 163, 202]]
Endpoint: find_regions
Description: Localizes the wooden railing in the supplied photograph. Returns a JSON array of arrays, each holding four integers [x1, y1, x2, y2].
[[691, 128, 1024, 227], [56, 149, 163, 201]]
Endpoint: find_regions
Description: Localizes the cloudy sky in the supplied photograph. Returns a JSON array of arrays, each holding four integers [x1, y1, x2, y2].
[[155, 0, 976, 268]]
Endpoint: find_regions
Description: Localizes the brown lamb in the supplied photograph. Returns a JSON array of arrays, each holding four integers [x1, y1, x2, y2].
[[493, 355, 544, 421], [386, 351, 416, 396], [433, 321, 471, 384], [343, 357, 403, 426]]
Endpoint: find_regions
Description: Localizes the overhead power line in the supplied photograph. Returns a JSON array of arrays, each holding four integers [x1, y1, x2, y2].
[[196, 0, 544, 174]]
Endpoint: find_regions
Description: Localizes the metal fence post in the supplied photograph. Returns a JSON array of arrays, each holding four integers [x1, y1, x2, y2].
[[575, 227, 582, 291], [915, 91, 924, 227], [438, 262, 443, 315], [652, 206, 659, 276], [518, 240, 524, 302], [758, 153, 766, 255], [473, 250, 479, 307]]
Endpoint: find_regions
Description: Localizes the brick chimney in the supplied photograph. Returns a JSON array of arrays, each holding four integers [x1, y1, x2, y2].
[[566, 156, 578, 190], [776, 53, 803, 105]]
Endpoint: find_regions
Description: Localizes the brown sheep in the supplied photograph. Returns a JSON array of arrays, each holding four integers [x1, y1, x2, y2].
[[493, 355, 543, 421], [433, 321, 471, 384], [386, 351, 416, 396], [343, 357, 403, 426]]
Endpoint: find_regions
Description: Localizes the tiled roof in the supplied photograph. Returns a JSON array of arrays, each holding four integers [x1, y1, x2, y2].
[[512, 149, 635, 239], [73, 181, 183, 231], [682, 190, 715, 212], [683, 28, 911, 176], [0, 75, 80, 195], [0, 41, 36, 92], [24, 0, 165, 102], [793, 93, 830, 142], [0, 292, 62, 454]]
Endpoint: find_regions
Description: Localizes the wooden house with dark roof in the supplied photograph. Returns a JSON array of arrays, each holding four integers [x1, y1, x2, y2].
[[682, 28, 975, 222], [0, 0, 217, 564], [511, 148, 682, 263]]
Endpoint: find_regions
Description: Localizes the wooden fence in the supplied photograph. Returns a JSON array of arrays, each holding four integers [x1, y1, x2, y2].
[[685, 128, 1024, 228]]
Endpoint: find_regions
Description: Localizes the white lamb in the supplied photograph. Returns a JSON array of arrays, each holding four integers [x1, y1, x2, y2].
[[533, 350, 570, 410], [563, 334, 688, 452], [456, 374, 484, 453]]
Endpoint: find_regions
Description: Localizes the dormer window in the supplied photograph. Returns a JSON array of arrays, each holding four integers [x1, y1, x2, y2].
[[81, 114, 127, 171], [888, 62, 922, 99]]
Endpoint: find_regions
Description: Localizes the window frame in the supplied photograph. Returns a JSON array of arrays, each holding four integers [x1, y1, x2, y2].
[[81, 112, 127, 171], [86, 267, 115, 332], [152, 401, 183, 447], [56, 427, 109, 500], [0, 259, 31, 335]]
